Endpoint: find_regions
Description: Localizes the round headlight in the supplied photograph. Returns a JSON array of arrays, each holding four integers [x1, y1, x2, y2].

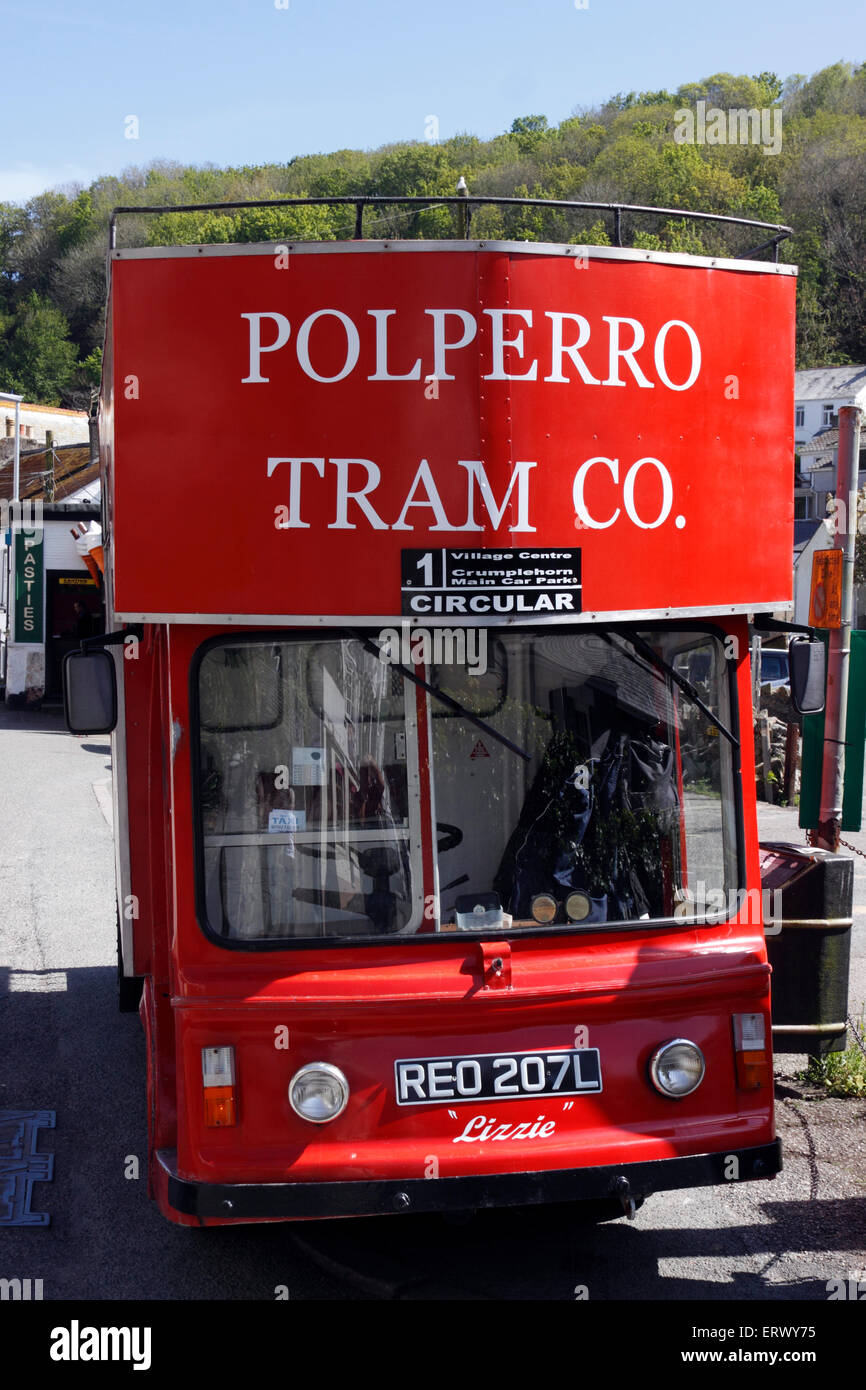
[[649, 1040, 705, 1098], [565, 891, 592, 922], [289, 1063, 349, 1123], [531, 893, 558, 924]]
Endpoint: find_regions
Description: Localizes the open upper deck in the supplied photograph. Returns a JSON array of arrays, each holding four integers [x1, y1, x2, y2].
[[103, 197, 796, 625]]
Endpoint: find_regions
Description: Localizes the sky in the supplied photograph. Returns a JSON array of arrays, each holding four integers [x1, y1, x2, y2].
[[2, 0, 860, 203]]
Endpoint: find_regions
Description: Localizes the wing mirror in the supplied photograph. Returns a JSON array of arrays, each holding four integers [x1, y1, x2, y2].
[[62, 648, 117, 734], [789, 636, 825, 716]]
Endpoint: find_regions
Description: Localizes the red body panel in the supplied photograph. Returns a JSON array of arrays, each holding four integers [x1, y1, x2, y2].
[[109, 245, 794, 622]]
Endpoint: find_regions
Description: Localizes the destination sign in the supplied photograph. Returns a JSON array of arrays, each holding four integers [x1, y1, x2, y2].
[[400, 547, 582, 617]]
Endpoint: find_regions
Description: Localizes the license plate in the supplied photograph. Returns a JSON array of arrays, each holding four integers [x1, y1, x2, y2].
[[394, 1048, 602, 1106]]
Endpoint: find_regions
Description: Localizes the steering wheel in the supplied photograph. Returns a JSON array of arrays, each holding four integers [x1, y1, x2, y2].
[[436, 822, 463, 854]]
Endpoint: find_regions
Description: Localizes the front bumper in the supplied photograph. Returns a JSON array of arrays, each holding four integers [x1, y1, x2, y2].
[[158, 1139, 782, 1221]]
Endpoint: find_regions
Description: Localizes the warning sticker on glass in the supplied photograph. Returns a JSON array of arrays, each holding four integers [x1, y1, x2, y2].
[[292, 748, 326, 785]]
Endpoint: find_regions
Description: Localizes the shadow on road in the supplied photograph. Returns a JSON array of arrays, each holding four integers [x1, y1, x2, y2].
[[284, 1192, 865, 1301], [2, 962, 863, 1301]]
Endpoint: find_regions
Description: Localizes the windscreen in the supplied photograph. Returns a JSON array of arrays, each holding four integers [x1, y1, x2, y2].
[[194, 627, 738, 942]]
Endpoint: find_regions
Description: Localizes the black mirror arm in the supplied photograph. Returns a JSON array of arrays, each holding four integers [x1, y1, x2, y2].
[[753, 614, 815, 636], [79, 624, 144, 652]]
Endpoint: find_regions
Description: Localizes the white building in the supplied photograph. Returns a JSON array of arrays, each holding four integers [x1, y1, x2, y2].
[[2, 401, 90, 448], [794, 365, 866, 520]]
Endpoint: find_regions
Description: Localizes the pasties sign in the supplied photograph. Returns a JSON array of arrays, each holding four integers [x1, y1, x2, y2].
[[109, 244, 795, 621]]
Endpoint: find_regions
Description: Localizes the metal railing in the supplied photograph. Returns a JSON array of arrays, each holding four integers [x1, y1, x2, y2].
[[109, 194, 793, 261]]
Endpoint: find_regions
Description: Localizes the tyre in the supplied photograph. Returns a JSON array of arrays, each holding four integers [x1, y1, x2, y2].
[[116, 910, 143, 1013]]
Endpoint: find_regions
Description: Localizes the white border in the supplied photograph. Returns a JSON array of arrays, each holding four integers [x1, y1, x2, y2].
[[111, 238, 793, 627], [111, 647, 134, 975], [105, 523, 136, 979], [116, 601, 792, 628], [424, 685, 440, 933], [111, 238, 797, 277], [399, 668, 425, 935]]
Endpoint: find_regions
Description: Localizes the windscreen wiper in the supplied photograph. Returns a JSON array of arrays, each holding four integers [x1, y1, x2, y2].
[[605, 628, 739, 748], [346, 628, 531, 762]]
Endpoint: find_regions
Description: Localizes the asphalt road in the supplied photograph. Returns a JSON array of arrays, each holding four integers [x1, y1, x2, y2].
[[1, 705, 864, 1301]]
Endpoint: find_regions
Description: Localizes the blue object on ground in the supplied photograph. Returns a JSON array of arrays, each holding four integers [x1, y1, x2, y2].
[[0, 1109, 55, 1227]]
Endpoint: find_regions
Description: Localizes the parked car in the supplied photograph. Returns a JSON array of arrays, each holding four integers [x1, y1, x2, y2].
[[761, 648, 790, 690]]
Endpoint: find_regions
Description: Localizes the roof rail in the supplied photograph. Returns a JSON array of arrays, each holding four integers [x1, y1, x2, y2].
[[109, 194, 793, 262]]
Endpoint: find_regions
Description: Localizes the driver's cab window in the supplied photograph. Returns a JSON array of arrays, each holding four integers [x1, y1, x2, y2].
[[198, 638, 423, 939]]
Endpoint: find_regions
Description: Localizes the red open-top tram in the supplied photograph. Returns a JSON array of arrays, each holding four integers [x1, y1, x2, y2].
[[64, 196, 818, 1225]]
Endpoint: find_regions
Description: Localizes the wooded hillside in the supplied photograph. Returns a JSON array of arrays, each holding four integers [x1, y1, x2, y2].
[[1, 62, 863, 407]]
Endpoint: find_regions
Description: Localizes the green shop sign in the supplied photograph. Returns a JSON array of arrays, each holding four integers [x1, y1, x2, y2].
[[14, 528, 44, 644]]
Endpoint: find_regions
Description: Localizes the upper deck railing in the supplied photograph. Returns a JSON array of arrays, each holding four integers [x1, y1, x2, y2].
[[109, 194, 793, 262]]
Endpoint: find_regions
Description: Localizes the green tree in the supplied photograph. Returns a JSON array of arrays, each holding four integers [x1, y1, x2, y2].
[[752, 71, 784, 103], [676, 72, 773, 111], [80, 346, 102, 385], [509, 115, 550, 155], [56, 190, 96, 253], [370, 143, 456, 196], [0, 292, 79, 403], [64, 345, 103, 412], [792, 61, 858, 117], [510, 115, 549, 136]]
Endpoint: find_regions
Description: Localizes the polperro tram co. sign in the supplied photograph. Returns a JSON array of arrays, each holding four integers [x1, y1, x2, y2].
[[108, 242, 796, 622]]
